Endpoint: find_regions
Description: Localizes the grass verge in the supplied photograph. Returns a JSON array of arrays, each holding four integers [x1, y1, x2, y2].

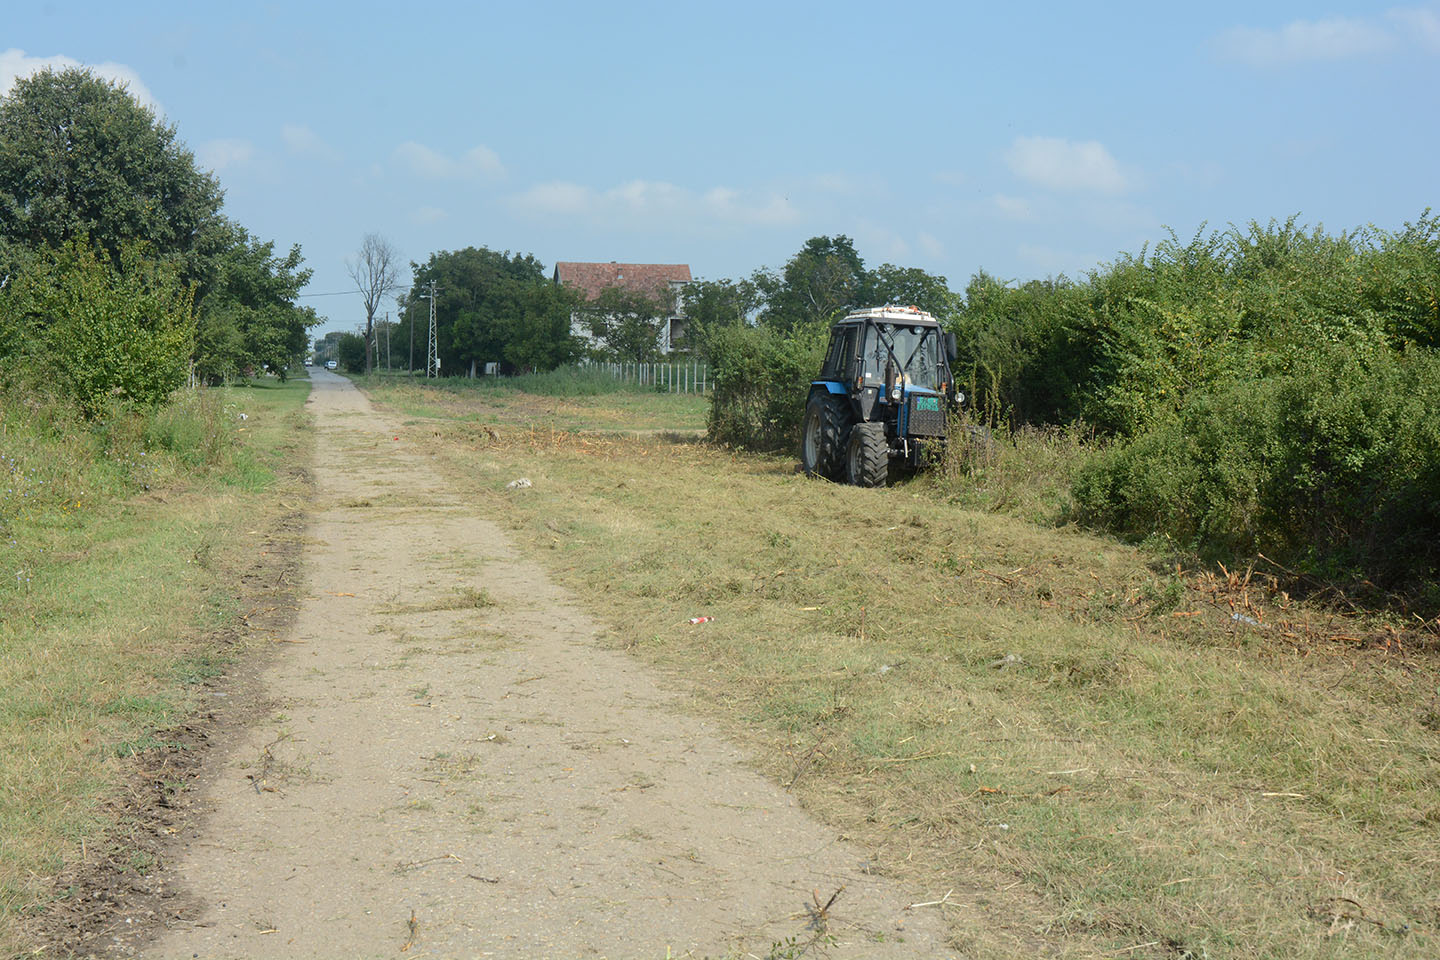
[[364, 381, 1440, 959], [353, 369, 708, 433], [0, 376, 311, 956]]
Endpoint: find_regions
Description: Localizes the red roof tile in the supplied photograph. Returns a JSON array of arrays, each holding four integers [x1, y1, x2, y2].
[[553, 261, 692, 302]]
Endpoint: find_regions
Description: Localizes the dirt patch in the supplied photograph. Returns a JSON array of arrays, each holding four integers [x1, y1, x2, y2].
[[118, 372, 955, 959]]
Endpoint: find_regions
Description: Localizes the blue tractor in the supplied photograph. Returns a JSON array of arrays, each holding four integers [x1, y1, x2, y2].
[[800, 306, 961, 487]]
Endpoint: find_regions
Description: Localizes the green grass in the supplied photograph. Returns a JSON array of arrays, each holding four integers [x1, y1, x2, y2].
[[0, 376, 310, 953], [365, 385, 1440, 959]]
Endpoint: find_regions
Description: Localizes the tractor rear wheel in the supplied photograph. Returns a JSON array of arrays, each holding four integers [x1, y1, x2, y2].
[[801, 392, 852, 480], [846, 421, 888, 487]]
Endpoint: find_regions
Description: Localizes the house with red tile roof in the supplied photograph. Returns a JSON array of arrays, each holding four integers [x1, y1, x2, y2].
[[553, 261, 692, 355]]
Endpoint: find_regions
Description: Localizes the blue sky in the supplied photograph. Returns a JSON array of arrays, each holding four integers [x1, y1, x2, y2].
[[5, 1, 1438, 337]]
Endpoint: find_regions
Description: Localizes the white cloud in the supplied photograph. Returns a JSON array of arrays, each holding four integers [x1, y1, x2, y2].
[[514, 181, 594, 215], [1006, 136, 1128, 194], [1217, 17, 1392, 63], [392, 142, 504, 181], [853, 222, 911, 262], [511, 178, 796, 227], [412, 205, 447, 224], [196, 138, 254, 172], [0, 48, 161, 113], [281, 123, 340, 162], [1389, 7, 1440, 53], [991, 193, 1038, 221], [916, 232, 944, 259], [1213, 8, 1440, 65]]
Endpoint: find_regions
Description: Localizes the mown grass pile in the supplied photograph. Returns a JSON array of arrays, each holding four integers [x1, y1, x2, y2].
[[0, 376, 309, 953], [362, 380, 1440, 959]]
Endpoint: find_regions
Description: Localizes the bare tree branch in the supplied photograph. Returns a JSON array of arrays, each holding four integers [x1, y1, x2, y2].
[[346, 233, 401, 373]]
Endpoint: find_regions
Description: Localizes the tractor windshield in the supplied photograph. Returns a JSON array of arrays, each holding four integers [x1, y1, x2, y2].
[[859, 323, 942, 391]]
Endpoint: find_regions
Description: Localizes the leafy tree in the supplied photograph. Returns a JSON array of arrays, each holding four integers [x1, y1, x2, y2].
[[406, 247, 579, 374], [195, 225, 318, 383], [680, 277, 762, 356], [868, 263, 957, 319], [0, 66, 316, 384], [759, 235, 869, 331], [0, 68, 225, 287], [503, 282, 583, 371], [1, 239, 194, 413], [313, 330, 345, 367], [582, 286, 670, 362]]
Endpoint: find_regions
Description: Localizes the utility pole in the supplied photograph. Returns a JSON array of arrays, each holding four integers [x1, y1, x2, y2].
[[384, 311, 391, 371], [425, 280, 439, 378]]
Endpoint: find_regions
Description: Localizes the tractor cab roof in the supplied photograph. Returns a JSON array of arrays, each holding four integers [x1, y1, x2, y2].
[[838, 305, 943, 327]]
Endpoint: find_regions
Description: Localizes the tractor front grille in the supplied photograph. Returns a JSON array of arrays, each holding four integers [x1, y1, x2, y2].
[[906, 395, 947, 437]]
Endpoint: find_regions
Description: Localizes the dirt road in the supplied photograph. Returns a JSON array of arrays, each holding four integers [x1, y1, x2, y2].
[[147, 372, 954, 959]]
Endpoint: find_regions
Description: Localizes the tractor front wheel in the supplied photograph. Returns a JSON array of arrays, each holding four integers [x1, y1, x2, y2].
[[846, 421, 888, 487]]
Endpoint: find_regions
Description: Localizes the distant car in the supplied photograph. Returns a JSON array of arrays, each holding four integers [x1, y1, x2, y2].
[[326, 360, 338, 370]]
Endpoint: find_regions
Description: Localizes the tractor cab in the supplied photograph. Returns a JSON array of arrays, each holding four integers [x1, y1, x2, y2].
[[802, 306, 961, 487]]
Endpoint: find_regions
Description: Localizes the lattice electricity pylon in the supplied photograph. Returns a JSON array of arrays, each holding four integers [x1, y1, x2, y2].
[[424, 281, 439, 378]]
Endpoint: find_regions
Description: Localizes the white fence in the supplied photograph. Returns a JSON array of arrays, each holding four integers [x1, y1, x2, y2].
[[592, 360, 711, 394]]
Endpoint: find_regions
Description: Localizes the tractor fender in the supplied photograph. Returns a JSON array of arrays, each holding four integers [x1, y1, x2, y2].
[[811, 380, 848, 395]]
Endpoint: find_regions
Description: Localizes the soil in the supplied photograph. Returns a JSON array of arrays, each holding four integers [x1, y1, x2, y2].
[[90, 372, 956, 959]]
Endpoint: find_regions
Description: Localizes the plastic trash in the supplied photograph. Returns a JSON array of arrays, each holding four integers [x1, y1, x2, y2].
[[506, 477, 532, 490], [688, 616, 713, 625], [1230, 613, 1259, 626]]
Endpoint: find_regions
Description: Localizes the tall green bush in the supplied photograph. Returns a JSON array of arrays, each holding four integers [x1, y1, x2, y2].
[[705, 325, 825, 451], [336, 332, 367, 373], [1073, 346, 1440, 601], [1, 239, 194, 414]]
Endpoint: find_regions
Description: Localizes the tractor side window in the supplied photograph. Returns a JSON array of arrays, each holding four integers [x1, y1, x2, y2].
[[826, 327, 857, 380], [859, 326, 884, 384], [822, 329, 843, 377], [840, 328, 857, 376]]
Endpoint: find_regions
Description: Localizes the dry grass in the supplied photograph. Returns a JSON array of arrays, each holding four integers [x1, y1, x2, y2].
[[363, 381, 1440, 959], [355, 370, 709, 434]]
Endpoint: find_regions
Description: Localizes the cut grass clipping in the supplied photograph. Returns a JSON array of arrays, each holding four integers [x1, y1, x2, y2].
[[0, 377, 310, 955], [361, 376, 1440, 960]]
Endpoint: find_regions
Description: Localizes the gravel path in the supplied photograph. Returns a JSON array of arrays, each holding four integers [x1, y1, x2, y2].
[[148, 372, 954, 959]]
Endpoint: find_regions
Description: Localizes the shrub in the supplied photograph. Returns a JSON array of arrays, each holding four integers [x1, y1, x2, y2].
[[705, 324, 825, 451], [336, 332, 367, 373], [1, 239, 194, 414], [1073, 346, 1440, 603]]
